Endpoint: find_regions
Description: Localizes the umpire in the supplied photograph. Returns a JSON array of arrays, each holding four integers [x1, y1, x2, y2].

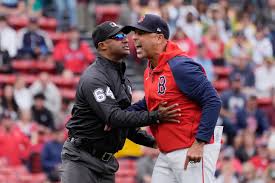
[[60, 21, 180, 183]]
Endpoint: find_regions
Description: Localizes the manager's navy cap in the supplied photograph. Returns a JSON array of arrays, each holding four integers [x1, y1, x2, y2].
[[127, 14, 170, 39], [92, 21, 131, 48]]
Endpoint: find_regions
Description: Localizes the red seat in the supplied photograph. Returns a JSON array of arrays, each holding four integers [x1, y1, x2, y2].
[[213, 66, 231, 78], [95, 5, 121, 24], [48, 31, 69, 43], [35, 61, 55, 72], [8, 16, 29, 30], [257, 97, 272, 106], [115, 176, 136, 183], [38, 17, 57, 31], [22, 75, 37, 84], [12, 60, 56, 73], [60, 88, 76, 100], [213, 79, 230, 92], [51, 75, 79, 88], [12, 60, 36, 72], [0, 74, 16, 84]]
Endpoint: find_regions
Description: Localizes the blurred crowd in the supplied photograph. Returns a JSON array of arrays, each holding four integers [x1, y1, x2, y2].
[[1, 0, 275, 183]]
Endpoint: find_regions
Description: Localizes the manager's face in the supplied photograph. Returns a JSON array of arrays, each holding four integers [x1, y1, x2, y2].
[[132, 29, 160, 59]]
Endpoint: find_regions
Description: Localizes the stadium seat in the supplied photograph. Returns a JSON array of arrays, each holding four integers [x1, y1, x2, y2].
[[115, 176, 136, 183], [48, 31, 69, 43], [213, 66, 232, 78], [213, 79, 230, 92], [116, 158, 137, 183], [60, 88, 76, 100], [50, 75, 79, 88], [95, 5, 121, 24], [12, 60, 36, 73], [38, 17, 57, 31], [35, 61, 56, 73], [0, 74, 16, 85], [8, 16, 29, 30], [12, 60, 56, 73], [257, 97, 272, 106]]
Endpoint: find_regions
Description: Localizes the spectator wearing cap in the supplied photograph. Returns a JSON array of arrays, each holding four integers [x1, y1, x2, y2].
[[255, 56, 275, 97], [230, 58, 255, 89], [53, 27, 95, 74], [31, 93, 54, 130], [236, 95, 269, 136], [220, 74, 247, 144], [17, 16, 53, 59]]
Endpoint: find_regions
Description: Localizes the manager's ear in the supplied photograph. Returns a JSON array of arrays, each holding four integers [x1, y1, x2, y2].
[[157, 34, 165, 43]]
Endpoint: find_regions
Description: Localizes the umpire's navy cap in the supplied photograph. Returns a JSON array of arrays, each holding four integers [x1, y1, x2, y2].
[[126, 14, 170, 39], [92, 21, 131, 48]]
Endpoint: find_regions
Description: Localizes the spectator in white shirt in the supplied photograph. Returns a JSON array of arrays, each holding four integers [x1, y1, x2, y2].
[[255, 57, 275, 97], [14, 76, 33, 110], [29, 72, 61, 124], [176, 6, 202, 44], [251, 26, 273, 66], [0, 14, 17, 58]]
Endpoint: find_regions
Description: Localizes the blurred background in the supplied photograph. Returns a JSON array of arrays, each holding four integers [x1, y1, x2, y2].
[[1, 0, 275, 183]]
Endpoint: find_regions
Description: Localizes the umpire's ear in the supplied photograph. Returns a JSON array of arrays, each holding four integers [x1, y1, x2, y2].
[[97, 41, 107, 51]]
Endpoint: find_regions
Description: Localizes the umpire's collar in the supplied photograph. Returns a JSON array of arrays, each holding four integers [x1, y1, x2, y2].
[[97, 55, 126, 73]]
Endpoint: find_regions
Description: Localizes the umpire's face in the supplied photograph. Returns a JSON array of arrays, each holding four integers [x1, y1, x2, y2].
[[98, 32, 130, 59]]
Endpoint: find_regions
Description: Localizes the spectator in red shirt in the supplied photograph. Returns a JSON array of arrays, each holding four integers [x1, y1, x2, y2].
[[53, 27, 95, 74], [249, 137, 270, 176], [0, 113, 31, 166], [172, 27, 197, 58], [202, 25, 225, 66]]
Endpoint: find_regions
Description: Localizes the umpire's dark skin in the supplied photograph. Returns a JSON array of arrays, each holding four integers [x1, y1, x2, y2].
[[60, 22, 180, 183]]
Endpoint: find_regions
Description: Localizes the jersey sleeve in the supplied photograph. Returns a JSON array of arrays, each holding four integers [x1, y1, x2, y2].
[[169, 57, 222, 143]]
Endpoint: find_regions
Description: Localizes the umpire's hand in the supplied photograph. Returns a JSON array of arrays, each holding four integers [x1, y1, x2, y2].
[[157, 102, 181, 123]]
